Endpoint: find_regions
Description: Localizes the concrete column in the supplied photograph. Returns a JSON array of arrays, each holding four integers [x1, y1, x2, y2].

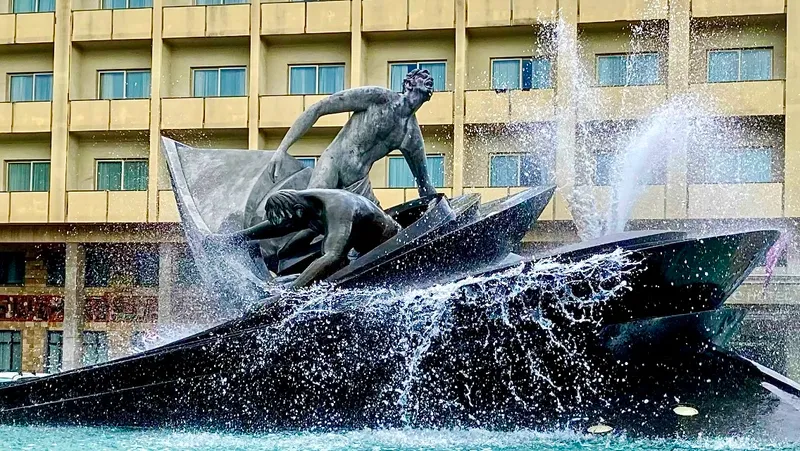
[[157, 243, 175, 325], [148, 0, 165, 221], [248, 0, 262, 149], [350, 0, 365, 87], [787, 329, 800, 382], [665, 0, 690, 219], [452, 0, 466, 196], [48, 0, 72, 222], [785, 0, 800, 216], [62, 243, 85, 371], [554, 0, 578, 219]]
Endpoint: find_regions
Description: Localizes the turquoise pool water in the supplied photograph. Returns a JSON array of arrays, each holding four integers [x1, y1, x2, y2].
[[3, 427, 799, 451]]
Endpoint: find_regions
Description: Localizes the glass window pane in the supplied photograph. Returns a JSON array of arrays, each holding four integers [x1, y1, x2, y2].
[[224, 0, 247, 4], [289, 66, 318, 95], [219, 68, 246, 96], [519, 155, 543, 186], [7, 163, 31, 192], [83, 332, 109, 366], [318, 65, 345, 94], [31, 162, 50, 192], [739, 148, 772, 183], [129, 0, 152, 7], [100, 72, 125, 100], [492, 60, 521, 90], [390, 64, 416, 92], [196, 0, 221, 4], [0, 254, 25, 285], [10, 75, 34, 102], [597, 55, 626, 87], [297, 157, 316, 169], [426, 156, 445, 188], [708, 50, 740, 83], [419, 62, 446, 91], [388, 156, 416, 188], [193, 69, 219, 97], [123, 160, 149, 191], [530, 58, 552, 89], [0, 333, 9, 371], [741, 49, 771, 81], [33, 73, 53, 101], [97, 161, 123, 191], [36, 0, 55, 11], [490, 155, 519, 187], [126, 71, 151, 99], [594, 153, 615, 185], [13, 0, 35, 13], [627, 53, 660, 86], [103, 0, 127, 9], [521, 59, 533, 90], [46, 331, 63, 373]]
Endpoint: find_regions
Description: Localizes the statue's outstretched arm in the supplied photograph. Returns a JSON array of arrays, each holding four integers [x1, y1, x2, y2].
[[400, 120, 438, 197], [292, 218, 353, 288], [275, 87, 391, 155], [229, 219, 298, 242]]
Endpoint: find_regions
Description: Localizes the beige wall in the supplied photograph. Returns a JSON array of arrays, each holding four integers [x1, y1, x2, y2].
[[70, 47, 152, 100], [466, 32, 549, 90], [0, 50, 55, 102], [689, 17, 787, 84], [68, 137, 150, 190], [0, 140, 51, 191], [263, 40, 351, 95], [162, 43, 249, 97], [262, 129, 336, 156], [464, 122, 555, 186], [365, 36, 456, 90], [579, 22, 669, 85]]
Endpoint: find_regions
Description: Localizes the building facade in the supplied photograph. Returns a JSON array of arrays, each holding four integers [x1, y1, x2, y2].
[[0, 0, 799, 376]]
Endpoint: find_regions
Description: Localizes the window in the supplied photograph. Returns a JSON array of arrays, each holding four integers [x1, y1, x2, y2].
[[597, 53, 660, 87], [297, 157, 317, 169], [594, 152, 615, 185], [133, 249, 159, 287], [593, 152, 666, 186], [0, 331, 22, 372], [99, 70, 151, 99], [387, 155, 445, 188], [45, 331, 63, 373], [489, 154, 547, 187], [82, 331, 109, 366], [289, 65, 346, 95], [701, 148, 773, 184], [96, 160, 148, 191], [176, 255, 200, 286], [9, 73, 53, 102], [45, 248, 65, 287], [192, 67, 246, 97], [708, 48, 772, 83], [7, 161, 50, 192], [12, 0, 54, 13], [491, 58, 552, 90], [195, 0, 246, 4], [102, 0, 151, 8], [0, 253, 25, 285], [389, 62, 446, 92]]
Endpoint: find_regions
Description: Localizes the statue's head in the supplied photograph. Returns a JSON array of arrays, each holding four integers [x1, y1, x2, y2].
[[403, 68, 434, 110], [264, 190, 311, 225]]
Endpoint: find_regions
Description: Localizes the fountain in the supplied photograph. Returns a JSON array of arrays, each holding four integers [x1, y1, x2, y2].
[[0, 44, 797, 445]]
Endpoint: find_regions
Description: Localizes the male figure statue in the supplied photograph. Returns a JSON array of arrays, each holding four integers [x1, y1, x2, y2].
[[266, 69, 439, 204], [224, 189, 401, 288]]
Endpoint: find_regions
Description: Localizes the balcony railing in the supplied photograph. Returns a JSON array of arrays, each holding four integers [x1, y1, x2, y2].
[[66, 190, 149, 223], [465, 89, 555, 124], [0, 101, 53, 133], [0, 191, 50, 223], [163, 3, 250, 38], [261, 0, 350, 35], [72, 7, 153, 41], [0, 12, 55, 44], [161, 96, 249, 129], [69, 99, 151, 131]]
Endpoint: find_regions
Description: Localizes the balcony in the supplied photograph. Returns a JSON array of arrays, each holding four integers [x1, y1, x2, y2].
[[0, 12, 55, 44], [161, 97, 248, 129], [158, 190, 180, 222], [361, 0, 453, 31], [261, 1, 350, 35], [688, 183, 783, 219], [70, 99, 151, 131], [465, 90, 555, 124], [72, 8, 153, 41], [0, 102, 52, 133], [163, 4, 249, 39], [374, 187, 453, 208], [416, 92, 453, 125], [578, 0, 668, 23], [688, 80, 785, 117], [578, 85, 667, 121], [66, 191, 149, 223], [259, 95, 348, 128], [691, 0, 785, 18], [466, 0, 557, 28], [0, 192, 49, 223]]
